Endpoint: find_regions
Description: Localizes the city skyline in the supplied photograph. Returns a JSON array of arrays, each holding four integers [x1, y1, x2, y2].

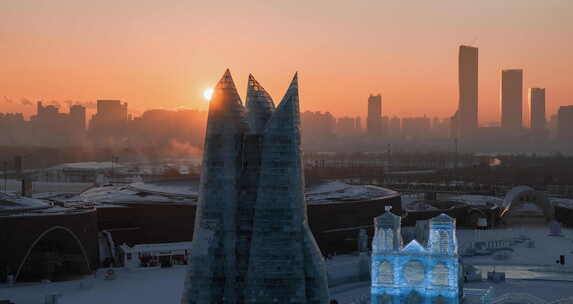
[[1, 1, 572, 122]]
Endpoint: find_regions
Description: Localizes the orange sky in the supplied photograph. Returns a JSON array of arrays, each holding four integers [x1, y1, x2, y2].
[[1, 0, 572, 124]]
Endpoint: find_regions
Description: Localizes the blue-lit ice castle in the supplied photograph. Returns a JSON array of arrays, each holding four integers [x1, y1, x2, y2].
[[371, 212, 462, 303]]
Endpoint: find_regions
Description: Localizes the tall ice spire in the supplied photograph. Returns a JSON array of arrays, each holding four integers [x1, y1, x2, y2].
[[181, 69, 248, 304], [235, 74, 275, 302], [245, 74, 275, 134], [245, 73, 329, 304]]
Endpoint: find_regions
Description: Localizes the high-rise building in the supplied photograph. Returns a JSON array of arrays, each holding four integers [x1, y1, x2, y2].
[[501, 69, 523, 133], [457, 45, 478, 138], [89, 100, 129, 142], [529, 88, 546, 134], [182, 70, 329, 304], [367, 94, 382, 136], [557, 105, 573, 142], [93, 100, 128, 124]]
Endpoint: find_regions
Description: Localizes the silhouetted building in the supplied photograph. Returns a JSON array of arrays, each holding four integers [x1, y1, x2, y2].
[[69, 104, 86, 131], [130, 109, 206, 149], [558, 105, 573, 142], [30, 101, 85, 146], [89, 100, 129, 144], [529, 88, 546, 135], [367, 94, 382, 137], [0, 113, 28, 145], [457, 45, 479, 139], [0, 193, 98, 283], [501, 69, 523, 134], [93, 100, 128, 124]]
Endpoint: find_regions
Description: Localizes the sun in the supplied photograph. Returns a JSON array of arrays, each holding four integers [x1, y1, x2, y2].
[[203, 87, 214, 101]]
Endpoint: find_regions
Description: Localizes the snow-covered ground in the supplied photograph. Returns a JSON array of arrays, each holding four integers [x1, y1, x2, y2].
[[3, 265, 573, 304], [306, 181, 398, 204], [457, 226, 573, 266], [1, 267, 187, 304]]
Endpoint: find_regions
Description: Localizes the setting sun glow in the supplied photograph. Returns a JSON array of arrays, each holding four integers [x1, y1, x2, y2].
[[203, 88, 214, 101]]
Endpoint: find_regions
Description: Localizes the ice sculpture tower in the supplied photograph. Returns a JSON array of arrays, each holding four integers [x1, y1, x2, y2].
[[236, 74, 275, 303], [181, 69, 249, 304], [371, 212, 460, 304], [244, 73, 329, 304], [182, 70, 329, 304]]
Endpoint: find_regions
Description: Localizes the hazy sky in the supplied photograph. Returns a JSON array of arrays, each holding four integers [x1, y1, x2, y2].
[[1, 0, 572, 123]]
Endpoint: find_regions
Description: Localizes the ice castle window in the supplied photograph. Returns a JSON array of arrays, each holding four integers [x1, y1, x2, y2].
[[438, 230, 450, 254], [431, 263, 449, 286], [404, 260, 425, 284], [384, 229, 394, 250], [377, 260, 394, 284]]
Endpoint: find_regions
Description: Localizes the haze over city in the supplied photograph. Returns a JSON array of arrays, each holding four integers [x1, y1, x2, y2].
[[2, 0, 573, 122], [3, 2, 573, 304]]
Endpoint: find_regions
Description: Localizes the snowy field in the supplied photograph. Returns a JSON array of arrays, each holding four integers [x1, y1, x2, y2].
[[1, 266, 371, 304], [1, 267, 187, 304], [457, 226, 573, 266]]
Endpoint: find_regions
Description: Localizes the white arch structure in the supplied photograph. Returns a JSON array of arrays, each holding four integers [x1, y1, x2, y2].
[[501, 186, 555, 221], [15, 225, 92, 281]]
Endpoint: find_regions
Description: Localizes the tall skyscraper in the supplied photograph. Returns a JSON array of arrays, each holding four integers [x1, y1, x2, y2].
[[557, 105, 573, 142], [501, 69, 523, 133], [457, 45, 478, 138], [529, 88, 546, 134], [367, 94, 382, 136], [182, 70, 328, 304]]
